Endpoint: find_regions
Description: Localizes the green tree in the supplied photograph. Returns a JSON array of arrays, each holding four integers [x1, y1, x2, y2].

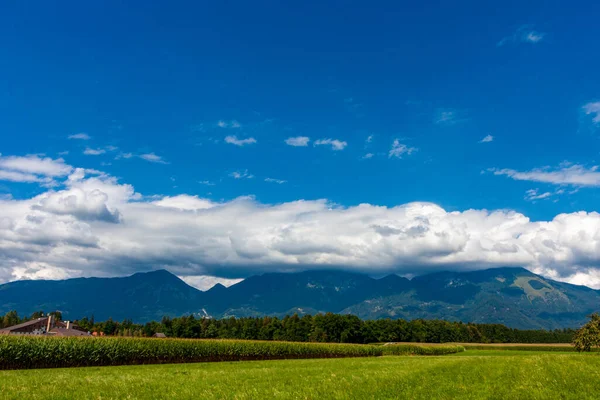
[[573, 313, 600, 352], [2, 310, 20, 328]]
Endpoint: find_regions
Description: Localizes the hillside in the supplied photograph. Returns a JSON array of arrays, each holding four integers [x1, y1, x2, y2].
[[0, 267, 597, 328]]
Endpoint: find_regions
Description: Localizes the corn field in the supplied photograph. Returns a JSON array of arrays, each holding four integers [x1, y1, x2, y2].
[[0, 336, 467, 370], [381, 344, 465, 356]]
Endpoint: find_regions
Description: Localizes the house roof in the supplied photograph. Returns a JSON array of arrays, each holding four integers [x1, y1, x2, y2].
[[0, 317, 48, 333], [153, 332, 167, 338], [48, 328, 90, 337]]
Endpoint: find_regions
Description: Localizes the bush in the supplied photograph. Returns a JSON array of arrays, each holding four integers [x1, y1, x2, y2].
[[381, 344, 465, 356], [0, 336, 382, 370], [573, 313, 600, 352]]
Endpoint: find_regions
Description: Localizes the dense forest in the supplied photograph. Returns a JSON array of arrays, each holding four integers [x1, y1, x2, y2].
[[1, 310, 574, 343]]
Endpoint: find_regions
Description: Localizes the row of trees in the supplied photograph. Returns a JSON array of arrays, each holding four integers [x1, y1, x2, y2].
[[0, 310, 575, 344], [1, 310, 62, 329]]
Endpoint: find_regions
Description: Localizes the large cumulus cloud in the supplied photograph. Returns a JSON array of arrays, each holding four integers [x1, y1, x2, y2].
[[2, 168, 600, 289]]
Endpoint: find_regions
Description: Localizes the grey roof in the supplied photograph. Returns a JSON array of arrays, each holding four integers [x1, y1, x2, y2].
[[0, 317, 48, 333], [49, 328, 90, 337]]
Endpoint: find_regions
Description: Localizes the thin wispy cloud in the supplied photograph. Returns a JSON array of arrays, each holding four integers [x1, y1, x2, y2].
[[224, 135, 257, 146], [524, 189, 553, 202], [389, 140, 417, 159], [264, 177, 287, 184], [83, 148, 106, 156], [434, 108, 465, 125], [139, 153, 168, 164], [229, 170, 254, 179], [314, 138, 347, 151], [497, 25, 546, 46], [583, 102, 600, 124], [116, 153, 134, 160], [479, 135, 494, 143], [68, 133, 91, 140], [198, 180, 216, 186], [366, 135, 374, 144], [285, 136, 310, 147], [0, 154, 72, 177], [217, 120, 242, 129], [115, 152, 168, 164], [362, 153, 374, 160], [491, 164, 600, 187]]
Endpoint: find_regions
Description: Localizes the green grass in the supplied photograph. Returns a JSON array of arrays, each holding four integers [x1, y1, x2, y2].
[[2, 351, 600, 399], [461, 344, 588, 352]]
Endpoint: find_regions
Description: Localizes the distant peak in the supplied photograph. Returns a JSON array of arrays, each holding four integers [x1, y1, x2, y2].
[[207, 283, 227, 292], [130, 269, 183, 282], [379, 274, 406, 281], [133, 269, 176, 277]]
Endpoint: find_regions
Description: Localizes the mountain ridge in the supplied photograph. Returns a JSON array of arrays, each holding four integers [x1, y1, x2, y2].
[[0, 267, 597, 329]]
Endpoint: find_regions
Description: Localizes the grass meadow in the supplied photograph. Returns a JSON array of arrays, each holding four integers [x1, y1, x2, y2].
[[2, 349, 600, 399]]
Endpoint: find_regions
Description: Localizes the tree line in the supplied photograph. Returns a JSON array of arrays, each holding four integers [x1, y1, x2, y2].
[[0, 310, 575, 343]]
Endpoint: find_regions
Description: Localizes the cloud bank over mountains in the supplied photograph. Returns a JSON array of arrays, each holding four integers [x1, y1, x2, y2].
[[2, 155, 600, 289]]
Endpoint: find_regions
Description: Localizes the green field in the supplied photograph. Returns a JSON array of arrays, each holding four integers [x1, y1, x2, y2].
[[2, 350, 600, 399]]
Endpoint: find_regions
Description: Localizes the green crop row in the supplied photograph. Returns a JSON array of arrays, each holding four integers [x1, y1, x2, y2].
[[0, 336, 468, 370], [381, 344, 465, 356], [0, 336, 384, 370]]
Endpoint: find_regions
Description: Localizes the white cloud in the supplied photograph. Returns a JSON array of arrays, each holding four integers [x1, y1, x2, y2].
[[4, 166, 600, 288], [434, 109, 459, 125], [264, 178, 286, 184], [198, 180, 216, 186], [224, 136, 257, 146], [68, 133, 90, 140], [366, 135, 374, 143], [83, 148, 106, 156], [583, 102, 600, 124], [524, 189, 552, 202], [116, 153, 134, 160], [0, 155, 72, 177], [139, 153, 168, 164], [115, 152, 168, 164], [217, 120, 242, 129], [229, 170, 254, 179], [314, 138, 347, 151], [362, 153, 374, 160], [153, 195, 216, 211], [389, 140, 417, 159], [479, 135, 494, 143], [498, 25, 546, 46], [0, 169, 52, 184], [285, 136, 310, 147], [180, 275, 243, 291], [491, 164, 600, 187]]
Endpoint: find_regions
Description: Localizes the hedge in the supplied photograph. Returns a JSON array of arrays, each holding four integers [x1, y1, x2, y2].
[[381, 344, 465, 356]]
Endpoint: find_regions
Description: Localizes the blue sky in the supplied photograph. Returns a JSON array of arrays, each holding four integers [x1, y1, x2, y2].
[[2, 1, 600, 288]]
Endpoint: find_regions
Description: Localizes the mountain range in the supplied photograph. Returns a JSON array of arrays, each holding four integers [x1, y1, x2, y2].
[[1, 267, 598, 330]]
